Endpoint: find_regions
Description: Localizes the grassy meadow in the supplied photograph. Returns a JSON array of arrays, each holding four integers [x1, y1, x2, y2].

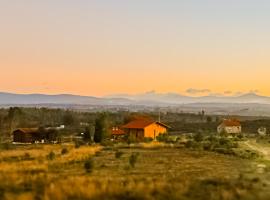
[[0, 142, 270, 200]]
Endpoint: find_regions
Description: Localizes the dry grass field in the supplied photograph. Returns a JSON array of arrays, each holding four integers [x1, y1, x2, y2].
[[0, 143, 269, 200]]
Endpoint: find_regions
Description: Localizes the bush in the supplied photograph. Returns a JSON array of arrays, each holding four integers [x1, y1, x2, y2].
[[185, 140, 202, 149], [115, 150, 124, 159], [61, 148, 69, 155], [144, 137, 153, 143], [23, 152, 32, 160], [129, 153, 139, 168], [202, 141, 213, 151], [213, 148, 234, 155], [156, 134, 169, 142], [84, 157, 94, 173], [47, 151, 56, 160], [194, 133, 204, 142], [236, 134, 244, 140], [234, 149, 259, 159]]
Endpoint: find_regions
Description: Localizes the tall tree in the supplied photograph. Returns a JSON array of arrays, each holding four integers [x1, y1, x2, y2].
[[63, 111, 75, 126], [83, 126, 92, 143], [7, 107, 22, 137], [94, 113, 109, 143]]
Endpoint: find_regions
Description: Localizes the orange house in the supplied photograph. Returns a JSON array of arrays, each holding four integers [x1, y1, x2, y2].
[[122, 119, 169, 141]]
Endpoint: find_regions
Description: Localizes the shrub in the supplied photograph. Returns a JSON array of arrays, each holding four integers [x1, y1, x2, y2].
[[129, 153, 139, 168], [115, 150, 124, 159], [47, 151, 56, 160], [193, 133, 204, 142], [237, 134, 244, 140], [23, 152, 32, 160], [84, 157, 94, 173], [185, 140, 202, 149], [234, 149, 260, 159], [144, 137, 153, 143], [202, 141, 213, 151], [156, 134, 169, 142], [61, 148, 69, 155], [213, 148, 234, 155]]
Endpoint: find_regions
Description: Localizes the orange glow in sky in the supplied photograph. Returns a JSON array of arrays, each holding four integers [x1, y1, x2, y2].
[[1, 1, 270, 97]]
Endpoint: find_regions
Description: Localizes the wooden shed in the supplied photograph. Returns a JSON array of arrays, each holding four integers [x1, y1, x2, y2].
[[13, 128, 58, 143], [13, 128, 40, 143]]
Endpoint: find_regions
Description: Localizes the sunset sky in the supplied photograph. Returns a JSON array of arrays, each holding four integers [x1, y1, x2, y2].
[[1, 0, 270, 97]]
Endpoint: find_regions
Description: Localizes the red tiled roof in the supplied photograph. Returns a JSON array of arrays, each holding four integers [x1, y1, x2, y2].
[[122, 119, 155, 129], [111, 127, 125, 135], [222, 119, 241, 127], [122, 119, 169, 129]]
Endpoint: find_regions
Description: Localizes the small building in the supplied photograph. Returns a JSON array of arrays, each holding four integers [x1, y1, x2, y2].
[[122, 119, 169, 141], [13, 128, 58, 143], [258, 127, 267, 136], [217, 119, 241, 135], [13, 128, 40, 143], [110, 126, 126, 140]]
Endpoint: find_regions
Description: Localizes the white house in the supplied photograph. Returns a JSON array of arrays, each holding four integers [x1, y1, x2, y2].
[[217, 119, 241, 134], [258, 127, 267, 136]]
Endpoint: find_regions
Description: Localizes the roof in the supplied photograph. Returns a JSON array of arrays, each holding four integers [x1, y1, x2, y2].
[[111, 127, 125, 135], [13, 128, 39, 134], [221, 119, 241, 127], [122, 119, 170, 129]]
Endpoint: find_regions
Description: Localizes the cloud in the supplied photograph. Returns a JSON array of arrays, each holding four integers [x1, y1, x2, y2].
[[186, 88, 211, 95], [233, 90, 259, 96]]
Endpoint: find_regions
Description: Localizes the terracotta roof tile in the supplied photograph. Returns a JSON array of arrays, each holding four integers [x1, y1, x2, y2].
[[222, 119, 241, 127], [122, 120, 170, 129], [122, 119, 155, 129], [111, 127, 125, 135]]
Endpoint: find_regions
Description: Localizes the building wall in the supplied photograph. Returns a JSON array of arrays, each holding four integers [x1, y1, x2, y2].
[[126, 129, 144, 141], [217, 125, 241, 134], [144, 123, 167, 139], [13, 131, 33, 143]]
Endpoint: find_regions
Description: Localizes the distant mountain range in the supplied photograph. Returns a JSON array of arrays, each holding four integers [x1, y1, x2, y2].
[[105, 92, 270, 105], [0, 91, 270, 106]]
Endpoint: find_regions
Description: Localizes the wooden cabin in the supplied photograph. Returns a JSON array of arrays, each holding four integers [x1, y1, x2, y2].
[[122, 119, 169, 141], [13, 128, 58, 143], [13, 128, 40, 143]]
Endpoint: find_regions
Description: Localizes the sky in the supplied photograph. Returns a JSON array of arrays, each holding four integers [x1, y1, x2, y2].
[[0, 0, 270, 97]]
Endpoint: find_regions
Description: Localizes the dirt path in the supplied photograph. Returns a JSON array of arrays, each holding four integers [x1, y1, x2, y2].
[[242, 140, 270, 160]]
